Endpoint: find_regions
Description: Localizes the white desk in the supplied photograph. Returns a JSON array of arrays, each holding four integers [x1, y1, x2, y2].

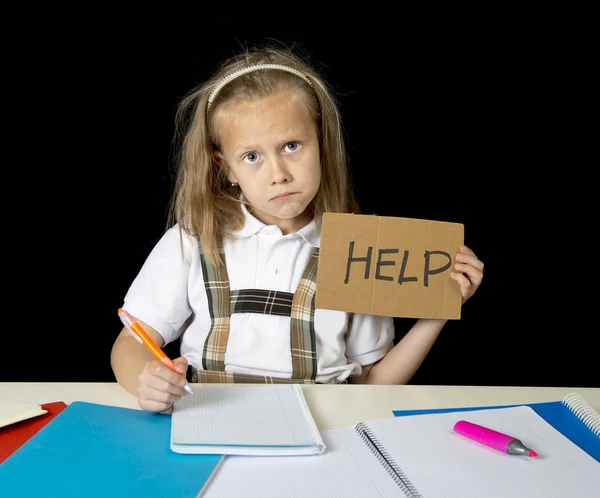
[[1, 383, 598, 430]]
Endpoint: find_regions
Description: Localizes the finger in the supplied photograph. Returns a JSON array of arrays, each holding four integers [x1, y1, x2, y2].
[[460, 245, 477, 258], [453, 263, 483, 286], [138, 386, 181, 413], [148, 361, 189, 389], [459, 246, 484, 267], [139, 400, 173, 413], [451, 271, 471, 289], [139, 366, 189, 397], [455, 252, 484, 272], [173, 357, 189, 375], [138, 386, 181, 405], [141, 373, 189, 398], [453, 261, 478, 278]]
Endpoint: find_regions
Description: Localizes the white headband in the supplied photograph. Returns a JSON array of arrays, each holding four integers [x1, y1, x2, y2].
[[206, 63, 315, 114]]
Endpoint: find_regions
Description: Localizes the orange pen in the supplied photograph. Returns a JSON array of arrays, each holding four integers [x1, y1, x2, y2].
[[117, 308, 193, 394]]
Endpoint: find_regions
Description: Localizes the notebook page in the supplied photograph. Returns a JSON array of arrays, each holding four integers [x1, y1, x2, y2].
[[201, 429, 406, 497], [172, 385, 318, 447], [0, 398, 47, 428], [365, 406, 600, 498]]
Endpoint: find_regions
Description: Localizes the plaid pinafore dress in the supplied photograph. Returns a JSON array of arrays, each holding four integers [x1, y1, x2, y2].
[[186, 246, 320, 384]]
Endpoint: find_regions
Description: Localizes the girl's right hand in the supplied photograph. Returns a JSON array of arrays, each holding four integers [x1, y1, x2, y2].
[[137, 357, 190, 413]]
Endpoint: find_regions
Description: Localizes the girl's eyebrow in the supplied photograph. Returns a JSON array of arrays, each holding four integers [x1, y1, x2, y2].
[[232, 144, 256, 155], [232, 134, 309, 156]]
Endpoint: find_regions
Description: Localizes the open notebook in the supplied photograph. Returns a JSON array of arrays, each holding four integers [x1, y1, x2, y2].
[[201, 404, 600, 497], [393, 391, 600, 462], [171, 384, 325, 456]]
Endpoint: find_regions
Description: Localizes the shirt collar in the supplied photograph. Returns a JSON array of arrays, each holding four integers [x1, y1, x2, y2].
[[232, 201, 266, 238], [296, 213, 321, 248], [229, 197, 321, 248]]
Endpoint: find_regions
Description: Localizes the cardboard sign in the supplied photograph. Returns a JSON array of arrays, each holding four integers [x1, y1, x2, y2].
[[315, 213, 464, 319]]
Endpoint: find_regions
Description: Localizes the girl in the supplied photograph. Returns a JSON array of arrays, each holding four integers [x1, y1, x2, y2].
[[111, 45, 484, 413]]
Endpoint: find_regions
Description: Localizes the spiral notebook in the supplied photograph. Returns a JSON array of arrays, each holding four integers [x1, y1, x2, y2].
[[393, 392, 600, 462], [200, 401, 600, 497]]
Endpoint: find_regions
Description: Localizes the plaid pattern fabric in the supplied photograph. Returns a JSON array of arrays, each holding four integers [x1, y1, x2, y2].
[[290, 249, 319, 381], [199, 246, 230, 371], [187, 367, 317, 384], [230, 289, 294, 316], [198, 246, 320, 383]]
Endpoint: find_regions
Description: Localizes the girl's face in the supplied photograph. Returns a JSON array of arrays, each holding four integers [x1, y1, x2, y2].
[[213, 89, 321, 234]]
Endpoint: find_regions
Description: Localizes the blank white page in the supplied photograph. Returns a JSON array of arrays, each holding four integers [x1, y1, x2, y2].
[[0, 398, 47, 428], [365, 406, 600, 498], [202, 429, 406, 498], [171, 385, 321, 449]]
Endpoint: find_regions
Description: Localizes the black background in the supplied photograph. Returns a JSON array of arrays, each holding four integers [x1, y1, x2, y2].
[[3, 4, 596, 387]]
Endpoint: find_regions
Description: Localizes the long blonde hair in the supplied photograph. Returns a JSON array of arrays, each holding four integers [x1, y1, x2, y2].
[[168, 43, 359, 266]]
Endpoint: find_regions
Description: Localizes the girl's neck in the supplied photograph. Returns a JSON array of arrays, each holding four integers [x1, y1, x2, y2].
[[248, 204, 313, 235]]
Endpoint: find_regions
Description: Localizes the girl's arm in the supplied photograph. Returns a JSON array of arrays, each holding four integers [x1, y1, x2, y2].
[[351, 245, 484, 385], [111, 318, 190, 412], [350, 318, 447, 384], [110, 318, 163, 396]]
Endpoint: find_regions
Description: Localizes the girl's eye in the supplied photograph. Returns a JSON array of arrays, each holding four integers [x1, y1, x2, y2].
[[244, 152, 259, 163], [284, 142, 299, 152]]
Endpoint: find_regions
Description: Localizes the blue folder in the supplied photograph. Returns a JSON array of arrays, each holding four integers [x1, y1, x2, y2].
[[0, 401, 224, 498], [393, 400, 600, 462]]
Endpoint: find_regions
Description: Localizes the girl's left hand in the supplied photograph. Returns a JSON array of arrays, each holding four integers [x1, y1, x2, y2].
[[451, 245, 484, 305]]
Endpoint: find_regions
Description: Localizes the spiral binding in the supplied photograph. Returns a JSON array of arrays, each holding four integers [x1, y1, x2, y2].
[[354, 422, 423, 498], [563, 392, 600, 437]]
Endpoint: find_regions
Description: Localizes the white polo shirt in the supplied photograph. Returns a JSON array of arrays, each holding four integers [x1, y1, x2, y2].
[[122, 204, 395, 383]]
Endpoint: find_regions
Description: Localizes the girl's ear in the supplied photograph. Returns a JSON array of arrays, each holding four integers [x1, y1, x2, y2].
[[213, 150, 237, 184], [226, 168, 238, 184], [212, 149, 224, 167]]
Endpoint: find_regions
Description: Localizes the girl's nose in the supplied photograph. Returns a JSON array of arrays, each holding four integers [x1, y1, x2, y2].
[[270, 157, 291, 185]]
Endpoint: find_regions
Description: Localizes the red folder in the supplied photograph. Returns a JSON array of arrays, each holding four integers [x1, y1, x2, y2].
[[0, 401, 67, 463]]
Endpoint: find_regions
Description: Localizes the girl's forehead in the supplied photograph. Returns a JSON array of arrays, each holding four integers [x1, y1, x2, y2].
[[221, 89, 300, 115], [214, 91, 315, 147]]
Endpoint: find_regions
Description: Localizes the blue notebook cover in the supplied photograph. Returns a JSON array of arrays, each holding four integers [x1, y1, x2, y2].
[[0, 401, 224, 498], [393, 399, 600, 462]]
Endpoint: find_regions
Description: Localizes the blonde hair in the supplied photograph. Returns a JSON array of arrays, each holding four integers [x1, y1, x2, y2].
[[168, 43, 359, 266]]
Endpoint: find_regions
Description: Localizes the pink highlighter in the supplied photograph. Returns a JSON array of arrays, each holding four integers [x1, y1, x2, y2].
[[453, 420, 538, 457]]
